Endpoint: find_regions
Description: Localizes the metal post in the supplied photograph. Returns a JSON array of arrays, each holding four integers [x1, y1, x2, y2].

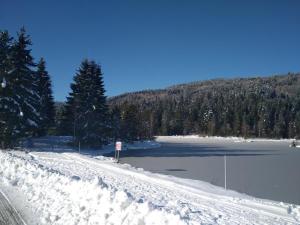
[[117, 150, 120, 163], [73, 120, 76, 150], [224, 154, 227, 190]]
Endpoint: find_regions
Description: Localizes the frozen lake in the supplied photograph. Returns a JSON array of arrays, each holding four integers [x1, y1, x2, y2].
[[114, 137, 300, 205]]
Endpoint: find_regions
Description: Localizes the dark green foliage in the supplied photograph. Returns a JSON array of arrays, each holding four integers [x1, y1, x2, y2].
[[0, 30, 15, 147], [120, 104, 139, 142], [0, 28, 55, 148], [35, 58, 55, 136], [58, 96, 75, 136], [9, 28, 40, 138], [53, 102, 67, 135], [60, 60, 109, 147], [109, 107, 121, 141], [0, 28, 41, 148], [109, 74, 300, 139]]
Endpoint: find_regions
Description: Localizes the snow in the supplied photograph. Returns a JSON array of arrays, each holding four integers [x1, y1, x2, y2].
[[1, 77, 6, 88], [157, 135, 296, 143], [0, 151, 184, 225], [79, 140, 161, 155], [27, 119, 37, 127], [0, 137, 299, 225]]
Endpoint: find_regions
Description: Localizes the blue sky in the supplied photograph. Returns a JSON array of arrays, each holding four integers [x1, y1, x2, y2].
[[1, 0, 300, 101]]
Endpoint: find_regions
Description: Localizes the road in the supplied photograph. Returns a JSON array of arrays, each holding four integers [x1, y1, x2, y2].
[[113, 137, 300, 205], [0, 190, 26, 225]]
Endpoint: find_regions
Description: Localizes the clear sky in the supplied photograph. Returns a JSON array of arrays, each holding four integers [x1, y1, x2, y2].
[[1, 0, 300, 101]]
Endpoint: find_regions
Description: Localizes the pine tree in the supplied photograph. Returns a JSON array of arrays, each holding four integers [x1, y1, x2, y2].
[[9, 28, 40, 138], [36, 58, 55, 136], [63, 59, 109, 147], [0, 30, 15, 148]]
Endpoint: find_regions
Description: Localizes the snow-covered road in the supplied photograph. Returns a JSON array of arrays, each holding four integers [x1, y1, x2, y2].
[[1, 145, 300, 225], [0, 189, 27, 225]]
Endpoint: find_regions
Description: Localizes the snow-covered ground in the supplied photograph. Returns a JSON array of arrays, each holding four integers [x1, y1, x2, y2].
[[157, 135, 300, 149], [0, 137, 300, 225], [157, 135, 296, 143]]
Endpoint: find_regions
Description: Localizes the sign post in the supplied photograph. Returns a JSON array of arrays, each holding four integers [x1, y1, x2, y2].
[[115, 141, 122, 163], [224, 154, 227, 190]]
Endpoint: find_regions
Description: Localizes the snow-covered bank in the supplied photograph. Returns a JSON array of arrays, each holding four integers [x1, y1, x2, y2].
[[102, 140, 161, 152], [1, 147, 300, 225], [31, 136, 161, 155], [0, 151, 183, 225], [156, 135, 296, 143]]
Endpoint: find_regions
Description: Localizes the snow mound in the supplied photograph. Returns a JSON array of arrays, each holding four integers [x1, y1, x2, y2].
[[157, 135, 295, 143], [0, 151, 185, 225]]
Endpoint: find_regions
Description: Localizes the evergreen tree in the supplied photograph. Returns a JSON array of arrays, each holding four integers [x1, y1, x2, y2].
[[63, 59, 109, 147], [0, 30, 15, 148], [36, 58, 55, 136], [9, 28, 40, 138]]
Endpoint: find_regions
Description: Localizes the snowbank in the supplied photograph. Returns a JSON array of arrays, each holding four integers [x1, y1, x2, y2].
[[157, 135, 296, 143], [29, 136, 162, 160], [0, 151, 185, 225]]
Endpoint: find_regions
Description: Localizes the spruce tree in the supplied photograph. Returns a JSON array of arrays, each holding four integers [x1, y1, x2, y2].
[[64, 59, 109, 147], [36, 58, 55, 136], [0, 30, 15, 148], [9, 28, 40, 138]]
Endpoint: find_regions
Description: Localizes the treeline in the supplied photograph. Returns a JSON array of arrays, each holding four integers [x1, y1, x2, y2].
[[2, 29, 299, 150], [109, 74, 300, 139], [0, 28, 138, 149], [0, 28, 55, 148]]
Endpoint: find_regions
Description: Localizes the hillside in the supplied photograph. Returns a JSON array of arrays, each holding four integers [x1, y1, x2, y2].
[[108, 73, 300, 139]]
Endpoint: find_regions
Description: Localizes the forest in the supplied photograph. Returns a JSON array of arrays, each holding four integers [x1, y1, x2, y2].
[[1, 28, 300, 150], [108, 74, 300, 139]]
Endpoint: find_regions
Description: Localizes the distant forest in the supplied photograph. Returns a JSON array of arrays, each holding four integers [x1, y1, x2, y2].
[[107, 74, 300, 139]]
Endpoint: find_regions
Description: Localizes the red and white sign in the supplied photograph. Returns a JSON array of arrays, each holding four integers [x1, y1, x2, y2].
[[115, 141, 122, 151]]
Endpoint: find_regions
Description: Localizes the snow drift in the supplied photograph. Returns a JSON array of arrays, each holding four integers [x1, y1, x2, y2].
[[0, 151, 185, 225], [0, 144, 299, 225]]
